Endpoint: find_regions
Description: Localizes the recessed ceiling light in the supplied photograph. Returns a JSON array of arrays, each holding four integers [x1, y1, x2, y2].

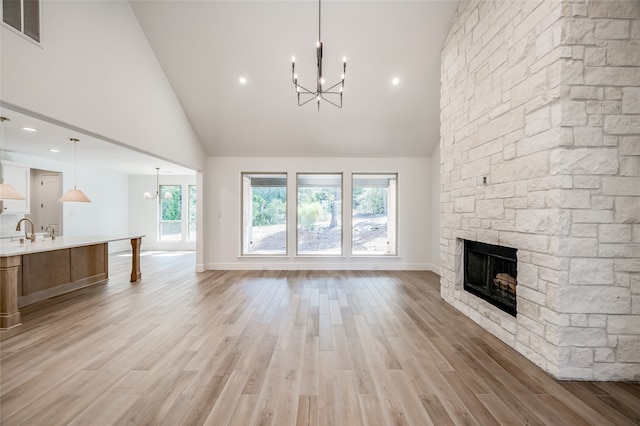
[[392, 77, 400, 86], [48, 149, 60, 153], [239, 76, 247, 85], [22, 127, 37, 132]]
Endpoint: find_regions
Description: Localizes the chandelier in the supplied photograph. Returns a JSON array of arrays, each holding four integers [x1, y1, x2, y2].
[[291, 0, 346, 111], [143, 167, 172, 201]]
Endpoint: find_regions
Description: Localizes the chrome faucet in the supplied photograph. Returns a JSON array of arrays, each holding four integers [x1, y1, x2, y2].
[[45, 225, 56, 240], [16, 218, 36, 243]]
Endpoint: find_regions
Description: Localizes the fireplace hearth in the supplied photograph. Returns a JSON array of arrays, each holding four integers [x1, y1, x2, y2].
[[464, 240, 517, 316]]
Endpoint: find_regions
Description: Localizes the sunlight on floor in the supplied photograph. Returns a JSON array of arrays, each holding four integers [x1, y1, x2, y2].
[[114, 251, 195, 258]]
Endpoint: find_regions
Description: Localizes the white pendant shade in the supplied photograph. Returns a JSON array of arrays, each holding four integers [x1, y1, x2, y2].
[[59, 138, 91, 203], [0, 116, 28, 201], [0, 183, 26, 200], [58, 188, 91, 203]]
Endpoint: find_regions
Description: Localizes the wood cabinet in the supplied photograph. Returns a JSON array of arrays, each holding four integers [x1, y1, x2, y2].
[[18, 243, 108, 307], [1, 161, 30, 213], [0, 236, 143, 329]]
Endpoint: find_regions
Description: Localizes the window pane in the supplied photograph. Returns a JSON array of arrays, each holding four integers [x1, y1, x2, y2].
[[188, 185, 196, 242], [352, 174, 397, 255], [159, 185, 182, 241], [297, 173, 342, 255], [2, 0, 22, 32], [242, 173, 287, 255], [23, 0, 39, 42]]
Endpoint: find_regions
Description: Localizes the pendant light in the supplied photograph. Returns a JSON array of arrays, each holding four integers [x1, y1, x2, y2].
[[0, 117, 27, 200], [143, 167, 172, 201], [59, 138, 91, 203]]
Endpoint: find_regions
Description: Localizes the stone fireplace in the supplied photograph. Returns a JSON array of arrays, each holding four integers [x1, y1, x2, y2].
[[440, 0, 639, 381]]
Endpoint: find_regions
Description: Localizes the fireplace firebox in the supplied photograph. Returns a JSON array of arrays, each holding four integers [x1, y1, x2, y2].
[[464, 240, 517, 316]]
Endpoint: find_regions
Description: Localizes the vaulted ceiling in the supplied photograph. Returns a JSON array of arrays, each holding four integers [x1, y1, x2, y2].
[[130, 0, 458, 158]]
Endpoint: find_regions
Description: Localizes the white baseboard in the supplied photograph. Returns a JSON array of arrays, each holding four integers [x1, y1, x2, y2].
[[424, 263, 440, 274], [204, 262, 433, 271]]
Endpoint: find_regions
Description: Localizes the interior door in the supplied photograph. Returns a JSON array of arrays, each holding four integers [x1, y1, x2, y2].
[[39, 173, 61, 234]]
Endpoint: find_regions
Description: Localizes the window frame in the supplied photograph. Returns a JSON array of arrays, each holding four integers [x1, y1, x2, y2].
[[240, 172, 288, 256], [187, 184, 197, 242], [296, 172, 344, 257], [158, 184, 183, 242], [351, 172, 398, 257], [2, 0, 41, 44]]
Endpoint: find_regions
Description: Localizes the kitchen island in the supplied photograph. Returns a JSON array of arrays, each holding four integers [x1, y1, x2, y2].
[[0, 235, 143, 329]]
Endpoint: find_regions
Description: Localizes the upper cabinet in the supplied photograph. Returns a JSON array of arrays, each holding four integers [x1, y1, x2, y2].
[[1, 161, 30, 213]]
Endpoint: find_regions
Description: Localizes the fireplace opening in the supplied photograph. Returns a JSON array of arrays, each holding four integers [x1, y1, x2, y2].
[[464, 240, 517, 316]]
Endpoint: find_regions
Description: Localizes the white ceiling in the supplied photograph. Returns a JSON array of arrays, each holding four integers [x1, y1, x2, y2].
[[1, 108, 195, 175], [2, 1, 458, 175], [131, 0, 458, 158]]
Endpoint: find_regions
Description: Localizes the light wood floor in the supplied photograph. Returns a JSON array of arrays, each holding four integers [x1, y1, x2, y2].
[[1, 252, 639, 425]]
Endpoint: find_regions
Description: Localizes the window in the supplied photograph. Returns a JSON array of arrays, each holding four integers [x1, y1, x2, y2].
[[3, 0, 40, 42], [159, 185, 182, 241], [188, 185, 196, 242], [352, 173, 397, 255], [297, 173, 342, 255], [241, 173, 287, 255]]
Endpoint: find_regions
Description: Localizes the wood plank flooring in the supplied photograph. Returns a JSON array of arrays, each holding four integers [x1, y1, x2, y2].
[[1, 251, 639, 425]]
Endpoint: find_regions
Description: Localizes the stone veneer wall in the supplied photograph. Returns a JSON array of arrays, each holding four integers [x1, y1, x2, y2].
[[440, 0, 639, 381]]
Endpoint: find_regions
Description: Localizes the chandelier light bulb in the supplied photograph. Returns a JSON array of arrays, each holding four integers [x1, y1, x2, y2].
[[343, 56, 347, 63], [292, 56, 296, 63]]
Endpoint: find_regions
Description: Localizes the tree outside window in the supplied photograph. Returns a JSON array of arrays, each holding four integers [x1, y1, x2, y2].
[[159, 185, 182, 241], [352, 174, 397, 255], [297, 173, 342, 255], [241, 173, 287, 255]]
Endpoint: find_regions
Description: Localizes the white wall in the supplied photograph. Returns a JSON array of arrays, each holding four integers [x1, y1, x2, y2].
[[1, 0, 204, 171], [429, 149, 441, 273], [129, 174, 196, 251], [204, 157, 435, 271], [6, 152, 130, 253]]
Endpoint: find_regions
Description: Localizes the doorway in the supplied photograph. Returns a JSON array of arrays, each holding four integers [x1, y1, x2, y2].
[[28, 169, 62, 235]]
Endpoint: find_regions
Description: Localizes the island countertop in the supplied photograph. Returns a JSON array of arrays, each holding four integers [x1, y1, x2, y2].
[[0, 235, 144, 329], [0, 235, 144, 257]]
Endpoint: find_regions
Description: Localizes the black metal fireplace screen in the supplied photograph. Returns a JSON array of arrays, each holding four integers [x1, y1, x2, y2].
[[464, 240, 517, 316]]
